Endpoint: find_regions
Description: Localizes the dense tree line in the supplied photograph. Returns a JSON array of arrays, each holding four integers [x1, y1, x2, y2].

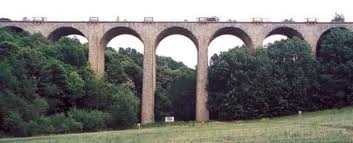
[[0, 27, 196, 137], [0, 28, 139, 137], [208, 28, 353, 120]]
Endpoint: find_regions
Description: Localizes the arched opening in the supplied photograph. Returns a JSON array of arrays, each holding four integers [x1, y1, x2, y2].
[[210, 27, 253, 48], [101, 27, 143, 48], [46, 27, 88, 69], [208, 35, 246, 65], [0, 26, 24, 33], [107, 35, 144, 54], [48, 27, 86, 42], [101, 27, 144, 116], [316, 27, 349, 57], [66, 35, 88, 44], [103, 28, 144, 95], [263, 27, 304, 47], [154, 27, 198, 122]]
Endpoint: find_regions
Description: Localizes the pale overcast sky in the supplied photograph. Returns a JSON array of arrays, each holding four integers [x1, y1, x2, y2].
[[1, 0, 352, 68]]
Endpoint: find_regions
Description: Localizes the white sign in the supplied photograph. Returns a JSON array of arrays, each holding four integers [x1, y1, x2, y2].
[[165, 116, 174, 122]]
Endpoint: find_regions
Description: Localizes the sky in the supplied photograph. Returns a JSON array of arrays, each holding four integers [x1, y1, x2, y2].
[[1, 0, 352, 68]]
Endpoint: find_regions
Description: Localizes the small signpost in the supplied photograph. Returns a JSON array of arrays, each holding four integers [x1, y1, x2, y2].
[[298, 111, 303, 117], [165, 116, 174, 123]]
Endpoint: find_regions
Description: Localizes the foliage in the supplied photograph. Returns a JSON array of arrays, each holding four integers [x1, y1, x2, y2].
[[208, 38, 319, 120], [3, 112, 30, 137], [283, 18, 295, 22], [107, 86, 139, 128], [0, 28, 139, 137], [68, 109, 111, 132], [317, 28, 353, 108], [170, 69, 196, 121], [154, 56, 196, 121], [104, 47, 197, 122], [331, 13, 345, 23]]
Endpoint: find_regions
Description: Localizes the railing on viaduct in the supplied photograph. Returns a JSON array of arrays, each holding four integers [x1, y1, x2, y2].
[[1, 20, 353, 124]]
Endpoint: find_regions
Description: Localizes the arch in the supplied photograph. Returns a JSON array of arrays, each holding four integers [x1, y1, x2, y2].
[[0, 26, 25, 33], [101, 27, 143, 48], [155, 27, 198, 49], [154, 26, 198, 121], [316, 27, 350, 56], [209, 27, 253, 48], [265, 27, 304, 39], [48, 27, 86, 41]]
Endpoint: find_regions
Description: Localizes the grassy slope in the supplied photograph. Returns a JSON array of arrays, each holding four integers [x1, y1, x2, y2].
[[1, 107, 353, 143]]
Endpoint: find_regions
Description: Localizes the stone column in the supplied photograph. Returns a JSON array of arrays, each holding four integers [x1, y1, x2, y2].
[[153, 47, 156, 97], [252, 39, 263, 49], [141, 38, 155, 124], [88, 35, 105, 78], [303, 35, 320, 56], [250, 34, 265, 49], [196, 38, 209, 121]]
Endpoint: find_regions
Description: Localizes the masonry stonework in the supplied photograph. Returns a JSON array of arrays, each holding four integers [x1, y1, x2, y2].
[[2, 21, 353, 124]]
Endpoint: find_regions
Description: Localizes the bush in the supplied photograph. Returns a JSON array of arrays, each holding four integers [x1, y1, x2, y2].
[[3, 112, 29, 137], [108, 86, 139, 129], [68, 109, 111, 131], [49, 113, 82, 133], [27, 116, 54, 135]]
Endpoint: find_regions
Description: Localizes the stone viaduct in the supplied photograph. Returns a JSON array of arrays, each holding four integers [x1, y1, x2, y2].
[[1, 20, 353, 124]]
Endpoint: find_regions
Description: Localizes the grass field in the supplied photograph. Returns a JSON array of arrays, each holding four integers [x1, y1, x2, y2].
[[1, 107, 353, 143]]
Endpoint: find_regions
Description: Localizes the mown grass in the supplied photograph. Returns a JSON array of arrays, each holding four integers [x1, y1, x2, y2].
[[1, 107, 353, 143]]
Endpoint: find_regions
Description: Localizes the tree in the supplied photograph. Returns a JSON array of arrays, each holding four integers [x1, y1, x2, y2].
[[317, 28, 353, 108], [331, 13, 345, 23], [0, 27, 144, 136], [208, 38, 319, 120], [283, 18, 295, 23], [170, 69, 196, 121]]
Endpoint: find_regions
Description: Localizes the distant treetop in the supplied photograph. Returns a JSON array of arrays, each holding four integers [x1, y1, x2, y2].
[[331, 13, 345, 23]]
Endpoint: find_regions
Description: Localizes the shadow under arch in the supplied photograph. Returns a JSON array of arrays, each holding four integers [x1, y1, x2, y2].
[[265, 27, 304, 39], [48, 27, 86, 41], [0, 26, 25, 33], [155, 26, 199, 49], [316, 27, 350, 57], [101, 27, 143, 48], [209, 27, 253, 48]]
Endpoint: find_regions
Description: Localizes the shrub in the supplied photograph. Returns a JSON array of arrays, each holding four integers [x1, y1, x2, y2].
[[108, 86, 139, 129], [49, 113, 82, 133], [27, 116, 54, 135], [3, 112, 29, 137], [68, 109, 111, 131]]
